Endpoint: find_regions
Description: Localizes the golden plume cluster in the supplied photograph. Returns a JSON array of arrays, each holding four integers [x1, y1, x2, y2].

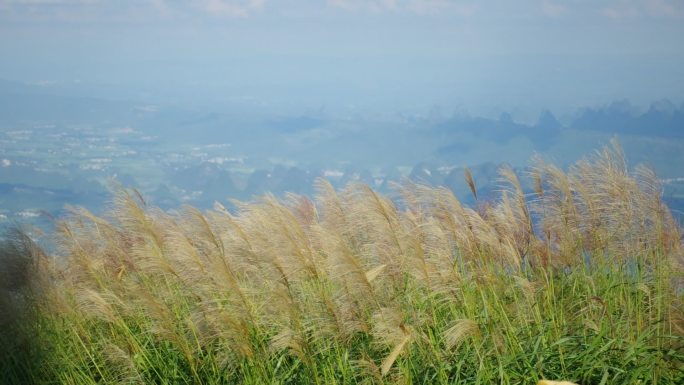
[[28, 141, 681, 384]]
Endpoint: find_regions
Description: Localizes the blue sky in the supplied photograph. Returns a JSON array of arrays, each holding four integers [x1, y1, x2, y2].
[[1, 0, 683, 118]]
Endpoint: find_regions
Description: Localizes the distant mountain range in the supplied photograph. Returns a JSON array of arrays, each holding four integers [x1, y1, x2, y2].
[[437, 99, 683, 142], [2, 77, 683, 226], [570, 99, 684, 138]]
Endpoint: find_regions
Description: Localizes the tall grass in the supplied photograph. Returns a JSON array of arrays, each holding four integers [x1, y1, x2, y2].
[[0, 228, 49, 384], [3, 141, 683, 384]]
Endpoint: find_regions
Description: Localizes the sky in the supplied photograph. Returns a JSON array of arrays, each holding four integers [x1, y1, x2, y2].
[[1, 0, 683, 119]]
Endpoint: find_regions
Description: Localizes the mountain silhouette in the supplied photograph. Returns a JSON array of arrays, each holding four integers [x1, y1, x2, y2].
[[571, 99, 684, 138]]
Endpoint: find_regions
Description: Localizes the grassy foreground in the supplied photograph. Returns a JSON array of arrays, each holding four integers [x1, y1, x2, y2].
[[1, 142, 683, 384]]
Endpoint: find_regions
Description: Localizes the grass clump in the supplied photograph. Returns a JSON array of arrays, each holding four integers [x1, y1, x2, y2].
[[4, 141, 683, 384]]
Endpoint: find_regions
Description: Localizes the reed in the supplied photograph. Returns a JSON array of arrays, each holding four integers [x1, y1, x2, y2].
[[2, 141, 683, 384]]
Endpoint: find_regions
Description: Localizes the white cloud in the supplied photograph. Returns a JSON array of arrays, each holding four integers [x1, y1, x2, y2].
[[199, 0, 265, 18], [598, 0, 683, 20], [541, 0, 568, 18], [601, 5, 639, 19], [407, 0, 475, 16], [329, 0, 396, 12], [644, 0, 683, 17], [0, 0, 97, 13], [0, 0, 98, 4], [0, 0, 267, 21], [2, 0, 683, 22], [328, 0, 475, 15]]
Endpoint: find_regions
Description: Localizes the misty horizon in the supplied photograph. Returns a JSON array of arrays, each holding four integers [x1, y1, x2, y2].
[[1, 1, 684, 120], [1, 0, 684, 227]]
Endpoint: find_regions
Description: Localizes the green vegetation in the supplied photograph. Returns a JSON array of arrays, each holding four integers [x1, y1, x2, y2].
[[2, 142, 683, 384]]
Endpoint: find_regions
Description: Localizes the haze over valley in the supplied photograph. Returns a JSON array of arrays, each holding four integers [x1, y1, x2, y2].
[[2, 77, 684, 229], [1, 0, 684, 226]]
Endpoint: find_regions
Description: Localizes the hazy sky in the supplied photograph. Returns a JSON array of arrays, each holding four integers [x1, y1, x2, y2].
[[1, 0, 683, 118]]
